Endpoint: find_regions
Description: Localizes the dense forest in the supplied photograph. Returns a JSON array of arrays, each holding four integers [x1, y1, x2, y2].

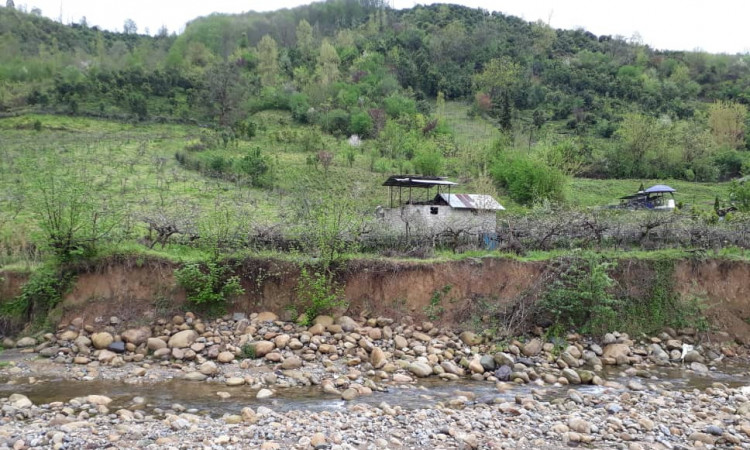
[[1, 0, 749, 187]]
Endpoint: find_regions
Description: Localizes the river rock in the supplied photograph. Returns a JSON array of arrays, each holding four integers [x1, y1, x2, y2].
[[241, 407, 258, 424], [522, 338, 542, 356], [121, 327, 151, 346], [459, 331, 481, 346], [183, 372, 208, 382], [97, 349, 117, 363], [408, 361, 433, 377], [256, 389, 274, 399], [392, 374, 413, 383], [683, 350, 704, 363], [58, 330, 79, 341], [313, 315, 334, 326], [479, 355, 496, 371], [281, 355, 303, 370], [16, 337, 37, 348], [9, 394, 32, 409], [216, 351, 234, 363], [199, 361, 219, 376], [468, 358, 485, 374], [394, 335, 408, 349], [690, 361, 708, 373], [168, 330, 198, 349], [494, 365, 511, 381], [341, 388, 358, 401], [371, 347, 387, 369], [90, 332, 113, 349], [602, 343, 630, 364], [147, 337, 167, 351], [441, 360, 464, 376], [256, 311, 278, 322], [493, 352, 514, 366], [226, 377, 245, 386], [274, 334, 290, 349], [308, 324, 325, 335], [336, 316, 358, 332], [108, 341, 126, 353], [568, 417, 591, 434], [562, 368, 581, 384], [252, 341, 275, 357], [310, 433, 326, 447]]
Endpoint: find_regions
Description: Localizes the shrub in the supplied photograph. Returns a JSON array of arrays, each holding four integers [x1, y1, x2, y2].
[[350, 111, 374, 138], [238, 147, 274, 188], [540, 255, 619, 336], [413, 147, 444, 176], [289, 93, 310, 123], [319, 108, 350, 136], [383, 93, 417, 118], [490, 153, 566, 205], [294, 267, 347, 326], [174, 261, 244, 314]]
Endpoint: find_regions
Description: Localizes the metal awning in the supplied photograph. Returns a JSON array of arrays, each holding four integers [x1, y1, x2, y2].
[[438, 193, 505, 211], [383, 175, 458, 188], [644, 184, 676, 193]]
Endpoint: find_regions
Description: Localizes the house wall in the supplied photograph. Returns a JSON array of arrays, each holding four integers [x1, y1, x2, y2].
[[376, 205, 497, 236]]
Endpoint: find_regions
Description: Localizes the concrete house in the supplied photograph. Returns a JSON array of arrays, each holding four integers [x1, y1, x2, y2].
[[375, 175, 504, 238]]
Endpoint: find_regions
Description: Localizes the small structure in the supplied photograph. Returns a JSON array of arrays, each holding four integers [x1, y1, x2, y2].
[[376, 175, 504, 238], [618, 184, 676, 210]]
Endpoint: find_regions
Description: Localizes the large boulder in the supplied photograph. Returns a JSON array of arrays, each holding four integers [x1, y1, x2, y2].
[[252, 341, 275, 357], [370, 347, 387, 369], [91, 332, 114, 350], [459, 331, 481, 346], [16, 337, 37, 348], [522, 338, 542, 357], [407, 361, 433, 377], [255, 311, 278, 322], [602, 343, 631, 365], [336, 316, 358, 332], [121, 327, 152, 346], [168, 330, 198, 349]]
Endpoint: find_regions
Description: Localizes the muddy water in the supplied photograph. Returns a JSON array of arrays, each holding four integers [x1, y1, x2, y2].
[[2, 364, 749, 418]]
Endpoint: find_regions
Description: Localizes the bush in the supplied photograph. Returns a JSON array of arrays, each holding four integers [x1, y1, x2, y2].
[[319, 108, 350, 136], [174, 261, 244, 314], [540, 255, 619, 336], [289, 93, 310, 123], [294, 267, 347, 326], [490, 153, 566, 205], [383, 94, 417, 118], [350, 111, 374, 138], [238, 147, 274, 188], [413, 147, 444, 176]]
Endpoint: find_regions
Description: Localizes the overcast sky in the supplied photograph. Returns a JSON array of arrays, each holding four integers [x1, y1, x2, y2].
[[14, 0, 750, 54]]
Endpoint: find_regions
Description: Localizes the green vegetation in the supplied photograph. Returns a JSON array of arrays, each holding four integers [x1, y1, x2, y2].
[[240, 343, 258, 359], [174, 260, 244, 314], [293, 267, 347, 326], [1, 0, 750, 334], [539, 254, 709, 337]]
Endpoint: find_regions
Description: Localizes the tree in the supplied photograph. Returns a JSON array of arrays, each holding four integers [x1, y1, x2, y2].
[[613, 113, 661, 177], [27, 161, 121, 261], [123, 18, 138, 35], [708, 100, 747, 150], [204, 62, 246, 127], [318, 39, 340, 85], [6, 0, 14, 9], [257, 35, 280, 88], [295, 19, 315, 67]]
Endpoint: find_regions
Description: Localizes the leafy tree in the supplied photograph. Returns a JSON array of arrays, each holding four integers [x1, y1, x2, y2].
[[123, 18, 138, 35], [708, 100, 747, 150], [27, 162, 121, 261], [238, 147, 274, 188], [318, 39, 340, 85], [490, 152, 567, 205], [257, 35, 280, 87], [203, 62, 246, 126]]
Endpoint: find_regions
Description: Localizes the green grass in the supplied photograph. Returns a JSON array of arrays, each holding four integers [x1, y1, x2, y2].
[[568, 178, 732, 209]]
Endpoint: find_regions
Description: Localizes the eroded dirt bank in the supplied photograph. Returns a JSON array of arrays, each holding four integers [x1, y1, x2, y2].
[[1, 256, 749, 339]]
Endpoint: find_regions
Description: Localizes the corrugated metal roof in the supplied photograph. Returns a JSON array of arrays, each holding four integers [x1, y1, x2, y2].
[[438, 193, 505, 211], [383, 175, 458, 187]]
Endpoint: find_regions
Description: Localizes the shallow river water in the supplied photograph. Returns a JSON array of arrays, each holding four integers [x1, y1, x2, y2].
[[2, 361, 749, 418]]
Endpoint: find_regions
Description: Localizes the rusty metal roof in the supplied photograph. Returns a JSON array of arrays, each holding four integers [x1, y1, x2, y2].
[[438, 193, 505, 211]]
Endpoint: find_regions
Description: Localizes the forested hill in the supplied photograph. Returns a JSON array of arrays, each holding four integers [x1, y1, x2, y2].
[[1, 0, 749, 181]]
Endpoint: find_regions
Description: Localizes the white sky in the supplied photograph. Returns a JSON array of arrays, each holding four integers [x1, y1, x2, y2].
[[14, 0, 750, 54]]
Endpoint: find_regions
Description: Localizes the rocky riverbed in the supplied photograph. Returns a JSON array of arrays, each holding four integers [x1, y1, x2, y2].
[[1, 312, 750, 448]]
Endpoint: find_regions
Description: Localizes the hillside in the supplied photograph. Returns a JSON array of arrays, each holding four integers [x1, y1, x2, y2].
[[0, 0, 749, 272]]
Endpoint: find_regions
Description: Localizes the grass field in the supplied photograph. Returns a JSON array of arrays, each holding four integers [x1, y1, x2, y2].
[[0, 109, 739, 268]]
